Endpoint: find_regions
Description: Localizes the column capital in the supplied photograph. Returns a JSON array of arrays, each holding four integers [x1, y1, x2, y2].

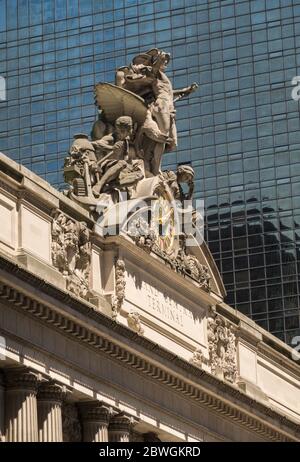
[[78, 401, 111, 424], [5, 367, 40, 392], [37, 381, 66, 403], [5, 367, 39, 441], [109, 412, 135, 432]]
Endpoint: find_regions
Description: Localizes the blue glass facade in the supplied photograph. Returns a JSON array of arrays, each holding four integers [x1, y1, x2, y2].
[[0, 0, 300, 344]]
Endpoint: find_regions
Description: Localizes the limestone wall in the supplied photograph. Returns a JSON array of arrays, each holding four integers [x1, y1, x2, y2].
[[0, 151, 299, 441]]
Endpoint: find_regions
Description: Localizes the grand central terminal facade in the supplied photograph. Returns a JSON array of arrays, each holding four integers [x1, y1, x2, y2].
[[0, 151, 299, 442]]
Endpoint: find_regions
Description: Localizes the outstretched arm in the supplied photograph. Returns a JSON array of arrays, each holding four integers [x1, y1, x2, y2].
[[173, 82, 198, 102]]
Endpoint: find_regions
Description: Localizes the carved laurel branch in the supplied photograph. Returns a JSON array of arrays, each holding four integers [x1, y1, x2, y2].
[[111, 258, 126, 320]]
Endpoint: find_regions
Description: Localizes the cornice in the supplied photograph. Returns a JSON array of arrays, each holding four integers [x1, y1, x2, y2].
[[0, 255, 299, 441], [0, 164, 92, 227], [217, 302, 300, 375], [58, 196, 94, 228], [257, 341, 300, 379], [0, 177, 20, 199], [17, 188, 57, 216]]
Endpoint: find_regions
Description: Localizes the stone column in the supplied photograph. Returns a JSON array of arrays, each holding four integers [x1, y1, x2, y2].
[[109, 413, 131, 442], [5, 367, 39, 442], [79, 401, 110, 442], [37, 382, 65, 442]]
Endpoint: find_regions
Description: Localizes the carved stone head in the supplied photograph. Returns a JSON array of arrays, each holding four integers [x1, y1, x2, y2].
[[177, 164, 194, 185], [70, 134, 95, 155], [115, 116, 133, 140]]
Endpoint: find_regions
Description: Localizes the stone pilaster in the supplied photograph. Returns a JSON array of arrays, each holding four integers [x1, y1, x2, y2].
[[79, 401, 110, 442], [37, 382, 65, 442], [5, 367, 39, 442], [109, 413, 131, 442]]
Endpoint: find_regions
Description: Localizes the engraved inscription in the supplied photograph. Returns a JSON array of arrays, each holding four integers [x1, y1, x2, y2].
[[124, 268, 204, 345], [142, 281, 193, 327]]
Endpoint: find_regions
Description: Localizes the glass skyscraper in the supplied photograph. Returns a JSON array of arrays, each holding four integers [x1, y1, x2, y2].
[[0, 0, 300, 345]]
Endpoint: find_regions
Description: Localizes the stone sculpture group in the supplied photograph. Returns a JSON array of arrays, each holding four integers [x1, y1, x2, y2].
[[64, 48, 197, 206], [52, 49, 237, 384], [59, 48, 211, 293]]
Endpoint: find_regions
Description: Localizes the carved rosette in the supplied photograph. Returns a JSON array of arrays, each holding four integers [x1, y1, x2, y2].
[[207, 313, 238, 384], [51, 211, 91, 300], [111, 259, 126, 320], [127, 311, 144, 335]]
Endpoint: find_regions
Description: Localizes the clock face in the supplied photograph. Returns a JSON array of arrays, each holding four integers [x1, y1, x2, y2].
[[151, 193, 175, 255]]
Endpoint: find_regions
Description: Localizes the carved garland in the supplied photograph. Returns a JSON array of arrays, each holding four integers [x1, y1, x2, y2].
[[111, 259, 126, 320]]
